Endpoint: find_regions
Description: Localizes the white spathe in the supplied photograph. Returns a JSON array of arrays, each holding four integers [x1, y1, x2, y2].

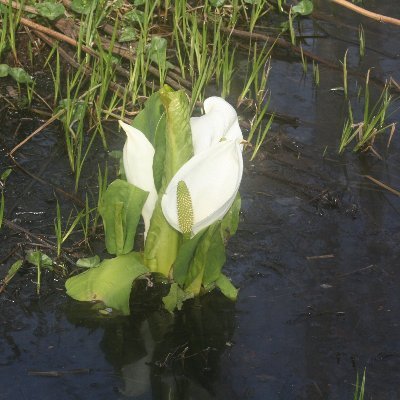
[[190, 97, 243, 154], [120, 121, 158, 237], [161, 139, 243, 236]]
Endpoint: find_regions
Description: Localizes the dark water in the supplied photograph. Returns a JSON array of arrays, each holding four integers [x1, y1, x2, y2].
[[1, 2, 400, 399]]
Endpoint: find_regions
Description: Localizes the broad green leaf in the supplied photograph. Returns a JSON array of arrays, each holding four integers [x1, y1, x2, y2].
[[76, 255, 101, 268], [66, 252, 149, 315], [124, 9, 145, 24], [35, 2, 65, 20], [146, 36, 173, 70], [119, 26, 137, 42], [184, 224, 220, 294], [8, 67, 33, 84], [143, 203, 179, 277], [144, 88, 193, 277], [173, 230, 206, 286], [2, 259, 23, 286], [70, 0, 94, 14], [99, 179, 148, 255], [292, 0, 313, 15], [210, 0, 225, 6], [26, 250, 53, 269], [0, 64, 9, 78], [215, 274, 238, 301], [160, 87, 193, 185], [132, 91, 166, 191], [202, 226, 226, 286], [162, 282, 194, 313], [57, 99, 86, 124], [220, 194, 241, 240], [134, 0, 145, 5]]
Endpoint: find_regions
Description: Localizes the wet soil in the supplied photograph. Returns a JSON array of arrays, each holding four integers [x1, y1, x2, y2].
[[1, 1, 400, 399]]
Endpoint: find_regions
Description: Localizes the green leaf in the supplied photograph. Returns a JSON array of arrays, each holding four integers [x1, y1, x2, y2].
[[146, 36, 173, 70], [292, 0, 313, 16], [99, 179, 148, 255], [70, 0, 94, 14], [119, 26, 137, 43], [8, 67, 33, 84], [57, 99, 86, 124], [202, 226, 226, 286], [209, 0, 225, 6], [173, 230, 206, 286], [0, 64, 9, 78], [124, 9, 145, 24], [184, 224, 220, 295], [1, 168, 12, 182], [134, 0, 145, 5], [2, 259, 24, 286], [66, 252, 149, 315], [220, 194, 241, 240], [160, 87, 193, 185], [162, 282, 193, 313], [26, 250, 53, 269], [35, 2, 65, 20], [144, 88, 194, 277], [76, 255, 101, 268], [131, 91, 166, 191], [215, 274, 238, 301]]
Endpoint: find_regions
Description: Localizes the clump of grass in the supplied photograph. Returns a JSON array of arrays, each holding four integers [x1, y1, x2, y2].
[[339, 71, 396, 155], [353, 369, 366, 400]]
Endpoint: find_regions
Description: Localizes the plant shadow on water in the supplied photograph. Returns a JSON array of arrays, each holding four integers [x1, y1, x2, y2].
[[65, 286, 237, 400], [1, 1, 400, 400]]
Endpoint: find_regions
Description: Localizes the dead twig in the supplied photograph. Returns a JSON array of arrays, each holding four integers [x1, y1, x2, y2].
[[363, 175, 400, 197], [9, 109, 65, 156], [9, 155, 85, 206], [331, 0, 400, 27]]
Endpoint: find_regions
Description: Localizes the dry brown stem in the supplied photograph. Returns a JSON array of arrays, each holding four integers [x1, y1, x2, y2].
[[331, 0, 400, 26]]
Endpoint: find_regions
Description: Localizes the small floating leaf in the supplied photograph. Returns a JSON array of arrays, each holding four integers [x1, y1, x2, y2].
[[8, 67, 33, 84], [292, 0, 313, 16], [76, 255, 101, 269], [26, 250, 53, 270]]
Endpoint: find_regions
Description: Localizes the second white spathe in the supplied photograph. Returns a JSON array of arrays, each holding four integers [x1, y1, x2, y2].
[[190, 97, 243, 155], [120, 120, 158, 237], [161, 139, 243, 236]]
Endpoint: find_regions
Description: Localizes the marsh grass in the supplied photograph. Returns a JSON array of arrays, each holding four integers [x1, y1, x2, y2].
[[3, 0, 285, 255], [54, 200, 86, 257], [0, 0, 21, 61], [339, 71, 396, 155], [359, 25, 365, 58], [341, 49, 349, 99], [353, 369, 366, 400]]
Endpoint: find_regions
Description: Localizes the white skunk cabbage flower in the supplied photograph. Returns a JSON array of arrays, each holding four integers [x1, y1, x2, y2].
[[190, 97, 243, 154], [161, 139, 243, 237], [120, 121, 158, 237]]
